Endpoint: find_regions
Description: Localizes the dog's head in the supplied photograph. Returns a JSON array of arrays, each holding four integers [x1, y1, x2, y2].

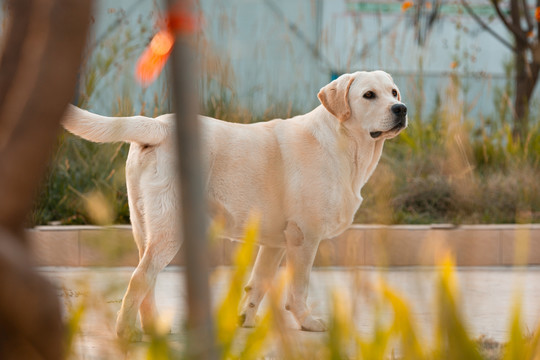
[[317, 71, 407, 140]]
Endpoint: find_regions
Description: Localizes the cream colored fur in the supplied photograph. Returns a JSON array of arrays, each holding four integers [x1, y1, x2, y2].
[[62, 70, 407, 341]]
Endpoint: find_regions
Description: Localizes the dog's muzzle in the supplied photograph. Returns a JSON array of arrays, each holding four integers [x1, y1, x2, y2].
[[391, 103, 407, 117], [370, 104, 408, 139], [391, 103, 407, 128]]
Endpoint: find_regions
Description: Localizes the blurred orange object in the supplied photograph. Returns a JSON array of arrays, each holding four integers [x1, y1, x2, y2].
[[402, 1, 413, 11], [535, 7, 540, 21], [151, 30, 175, 55], [135, 9, 199, 86], [135, 30, 174, 86]]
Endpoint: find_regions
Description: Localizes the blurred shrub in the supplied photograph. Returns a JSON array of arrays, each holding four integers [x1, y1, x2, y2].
[[32, 134, 130, 225]]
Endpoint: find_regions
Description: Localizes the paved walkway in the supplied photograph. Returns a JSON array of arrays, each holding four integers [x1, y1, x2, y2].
[[40, 266, 540, 358]]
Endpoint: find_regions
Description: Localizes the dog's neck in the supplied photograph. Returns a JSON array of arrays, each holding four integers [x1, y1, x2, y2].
[[306, 105, 385, 196]]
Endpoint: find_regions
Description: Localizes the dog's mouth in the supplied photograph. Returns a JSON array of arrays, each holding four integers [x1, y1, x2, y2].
[[370, 118, 407, 139]]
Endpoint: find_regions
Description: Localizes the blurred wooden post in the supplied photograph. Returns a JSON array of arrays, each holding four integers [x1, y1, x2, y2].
[[0, 0, 91, 358], [166, 1, 217, 358]]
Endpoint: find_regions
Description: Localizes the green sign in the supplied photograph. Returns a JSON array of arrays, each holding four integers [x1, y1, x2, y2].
[[346, 2, 500, 17]]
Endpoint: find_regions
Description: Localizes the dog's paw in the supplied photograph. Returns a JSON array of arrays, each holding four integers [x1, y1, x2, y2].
[[238, 313, 256, 328], [300, 317, 327, 332], [117, 325, 143, 342]]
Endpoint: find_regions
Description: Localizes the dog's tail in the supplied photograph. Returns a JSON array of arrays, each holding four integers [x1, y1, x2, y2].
[[62, 104, 170, 145]]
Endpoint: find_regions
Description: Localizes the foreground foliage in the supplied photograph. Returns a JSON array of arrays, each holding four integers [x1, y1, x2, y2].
[[63, 223, 540, 359]]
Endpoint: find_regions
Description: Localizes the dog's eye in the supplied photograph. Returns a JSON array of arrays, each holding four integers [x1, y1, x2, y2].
[[363, 91, 375, 99], [392, 89, 398, 97]]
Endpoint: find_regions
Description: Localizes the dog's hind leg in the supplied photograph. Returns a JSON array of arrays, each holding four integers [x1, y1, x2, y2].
[[131, 212, 160, 334], [116, 225, 180, 342], [126, 188, 159, 334], [132, 286, 161, 337], [239, 245, 285, 327], [129, 196, 147, 260], [140, 287, 158, 333]]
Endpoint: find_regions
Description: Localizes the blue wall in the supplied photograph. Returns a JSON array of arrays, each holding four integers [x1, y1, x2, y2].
[[81, 0, 528, 121]]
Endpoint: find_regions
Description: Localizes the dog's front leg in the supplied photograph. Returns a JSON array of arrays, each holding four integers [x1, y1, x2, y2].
[[283, 221, 326, 332]]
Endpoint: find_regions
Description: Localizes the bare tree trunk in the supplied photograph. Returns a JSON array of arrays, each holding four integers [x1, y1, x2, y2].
[[514, 45, 529, 140], [0, 0, 91, 358], [513, 46, 539, 140], [463, 0, 540, 142]]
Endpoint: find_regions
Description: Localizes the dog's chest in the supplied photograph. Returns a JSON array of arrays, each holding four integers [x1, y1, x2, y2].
[[319, 187, 363, 240]]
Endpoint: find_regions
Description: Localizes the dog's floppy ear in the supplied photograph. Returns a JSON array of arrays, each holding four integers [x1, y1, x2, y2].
[[317, 74, 355, 122]]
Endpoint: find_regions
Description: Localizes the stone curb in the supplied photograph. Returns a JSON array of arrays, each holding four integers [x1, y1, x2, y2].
[[26, 224, 540, 267]]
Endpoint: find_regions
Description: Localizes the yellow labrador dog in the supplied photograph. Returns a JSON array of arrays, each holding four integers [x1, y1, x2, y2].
[[62, 70, 407, 341]]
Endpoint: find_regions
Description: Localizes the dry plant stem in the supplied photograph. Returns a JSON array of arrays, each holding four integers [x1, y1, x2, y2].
[[0, 0, 91, 358]]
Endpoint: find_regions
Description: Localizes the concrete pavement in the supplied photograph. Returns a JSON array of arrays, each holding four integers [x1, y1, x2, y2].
[[39, 266, 540, 359]]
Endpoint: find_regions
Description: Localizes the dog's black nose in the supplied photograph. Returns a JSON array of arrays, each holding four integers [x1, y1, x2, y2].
[[391, 104, 407, 116]]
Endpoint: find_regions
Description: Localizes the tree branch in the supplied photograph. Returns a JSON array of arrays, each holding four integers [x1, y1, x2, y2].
[[521, 0, 534, 32], [461, 0, 517, 52], [490, 0, 529, 44]]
